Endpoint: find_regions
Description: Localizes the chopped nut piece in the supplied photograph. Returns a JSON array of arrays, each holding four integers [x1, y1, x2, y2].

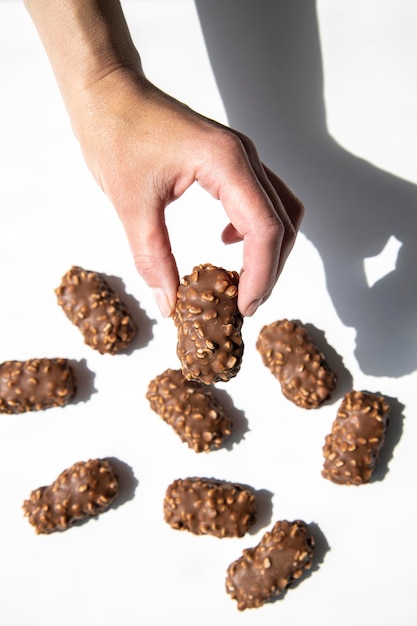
[[0, 358, 76, 414], [256, 319, 337, 408], [22, 459, 119, 534], [55, 266, 136, 354], [173, 264, 244, 384], [322, 390, 390, 485], [226, 520, 315, 610]]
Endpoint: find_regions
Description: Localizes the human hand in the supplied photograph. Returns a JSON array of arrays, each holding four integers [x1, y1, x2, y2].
[[75, 70, 304, 317], [24, 0, 303, 318]]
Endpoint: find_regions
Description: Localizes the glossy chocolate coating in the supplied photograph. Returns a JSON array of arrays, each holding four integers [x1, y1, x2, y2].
[[22, 458, 119, 534], [0, 358, 76, 414], [256, 319, 337, 408], [322, 390, 390, 485], [55, 266, 136, 354], [226, 520, 315, 610], [164, 477, 257, 538], [146, 368, 232, 452], [173, 263, 244, 384]]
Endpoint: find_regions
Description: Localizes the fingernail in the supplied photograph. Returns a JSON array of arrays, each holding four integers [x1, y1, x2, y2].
[[244, 298, 263, 317], [152, 288, 172, 318]]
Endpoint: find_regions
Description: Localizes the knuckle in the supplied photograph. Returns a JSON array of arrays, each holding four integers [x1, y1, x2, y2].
[[264, 212, 285, 238], [211, 128, 247, 158], [132, 253, 157, 283], [132, 249, 174, 286]]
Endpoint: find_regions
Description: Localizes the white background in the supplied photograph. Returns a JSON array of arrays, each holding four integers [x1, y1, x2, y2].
[[0, 1, 416, 625]]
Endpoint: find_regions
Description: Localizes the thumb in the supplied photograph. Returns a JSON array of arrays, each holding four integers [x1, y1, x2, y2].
[[120, 200, 179, 317]]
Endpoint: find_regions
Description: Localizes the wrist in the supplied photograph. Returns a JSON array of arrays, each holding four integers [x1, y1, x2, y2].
[[25, 0, 143, 112], [69, 66, 153, 144]]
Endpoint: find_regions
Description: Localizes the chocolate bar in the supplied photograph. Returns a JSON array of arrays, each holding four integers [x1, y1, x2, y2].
[[256, 319, 337, 408], [173, 263, 244, 384], [22, 458, 119, 534], [164, 477, 257, 538], [146, 368, 232, 452], [55, 266, 136, 354], [226, 520, 315, 610], [322, 390, 390, 485], [0, 358, 76, 414]]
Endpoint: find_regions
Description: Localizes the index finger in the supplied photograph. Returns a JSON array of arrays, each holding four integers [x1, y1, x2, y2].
[[219, 176, 285, 316]]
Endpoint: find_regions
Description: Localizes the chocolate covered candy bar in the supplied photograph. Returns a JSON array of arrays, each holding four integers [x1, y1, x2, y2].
[[146, 368, 232, 452], [0, 358, 76, 414], [256, 319, 337, 408], [322, 390, 390, 485], [173, 263, 244, 384], [22, 458, 119, 534], [55, 266, 136, 354], [226, 520, 315, 610], [164, 477, 257, 538]]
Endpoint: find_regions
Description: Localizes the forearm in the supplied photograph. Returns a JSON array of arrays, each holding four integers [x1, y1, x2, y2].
[[24, 0, 143, 119]]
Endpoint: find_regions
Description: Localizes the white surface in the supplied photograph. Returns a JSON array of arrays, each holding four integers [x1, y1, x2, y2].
[[0, 1, 416, 624]]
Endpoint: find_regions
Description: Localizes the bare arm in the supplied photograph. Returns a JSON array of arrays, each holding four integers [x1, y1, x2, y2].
[[24, 0, 303, 317]]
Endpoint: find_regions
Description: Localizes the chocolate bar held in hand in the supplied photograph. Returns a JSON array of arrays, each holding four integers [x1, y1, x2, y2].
[[226, 520, 315, 610], [55, 266, 137, 354], [146, 368, 232, 452], [173, 263, 244, 384], [164, 477, 257, 538], [256, 319, 337, 408], [22, 459, 119, 534], [0, 358, 76, 414], [322, 390, 390, 485]]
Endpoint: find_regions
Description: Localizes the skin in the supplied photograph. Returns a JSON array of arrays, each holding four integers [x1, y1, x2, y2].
[[24, 0, 304, 317]]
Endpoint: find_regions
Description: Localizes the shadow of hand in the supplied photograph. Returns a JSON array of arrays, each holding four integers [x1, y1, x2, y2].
[[195, 0, 417, 377]]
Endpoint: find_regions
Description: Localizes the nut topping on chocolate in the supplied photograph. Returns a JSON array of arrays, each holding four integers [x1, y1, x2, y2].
[[0, 358, 76, 414], [55, 266, 137, 354], [22, 459, 119, 534], [173, 263, 244, 384], [256, 319, 337, 408], [226, 520, 315, 610], [164, 477, 257, 538], [322, 390, 390, 485], [146, 368, 232, 452]]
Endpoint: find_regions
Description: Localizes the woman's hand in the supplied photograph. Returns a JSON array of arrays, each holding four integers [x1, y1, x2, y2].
[[75, 70, 304, 316], [24, 0, 304, 317]]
